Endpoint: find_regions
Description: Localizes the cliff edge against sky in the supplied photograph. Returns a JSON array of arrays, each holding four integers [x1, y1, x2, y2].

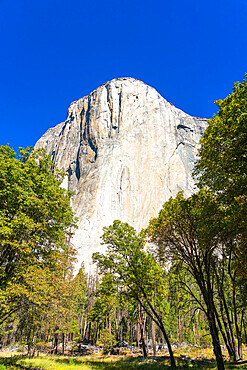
[[35, 78, 207, 271]]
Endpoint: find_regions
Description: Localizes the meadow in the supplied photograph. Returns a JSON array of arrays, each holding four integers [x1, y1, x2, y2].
[[1, 346, 247, 370]]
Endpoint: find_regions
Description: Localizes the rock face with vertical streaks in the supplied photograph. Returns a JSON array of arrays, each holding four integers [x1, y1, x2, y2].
[[35, 77, 207, 271]]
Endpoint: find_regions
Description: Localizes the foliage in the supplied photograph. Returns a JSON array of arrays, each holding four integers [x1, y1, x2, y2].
[[195, 75, 247, 282], [72, 263, 87, 315], [0, 145, 77, 290], [167, 262, 210, 346], [93, 220, 176, 367], [88, 273, 117, 331], [0, 145, 84, 354], [147, 190, 223, 270], [147, 190, 227, 369], [192, 75, 247, 364], [94, 221, 168, 320], [99, 328, 117, 354], [196, 74, 247, 202]]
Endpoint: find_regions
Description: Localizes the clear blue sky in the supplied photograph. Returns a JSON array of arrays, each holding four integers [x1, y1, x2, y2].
[[1, 0, 246, 151]]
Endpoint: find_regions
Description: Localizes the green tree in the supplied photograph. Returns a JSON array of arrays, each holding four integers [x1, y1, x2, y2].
[[147, 191, 226, 370], [213, 251, 245, 361], [0, 145, 77, 321], [0, 145, 76, 287], [72, 263, 87, 342], [99, 328, 117, 354], [194, 75, 247, 358], [195, 75, 247, 282], [0, 241, 83, 355], [88, 272, 117, 344], [93, 220, 176, 368], [196, 75, 247, 202], [167, 262, 208, 346]]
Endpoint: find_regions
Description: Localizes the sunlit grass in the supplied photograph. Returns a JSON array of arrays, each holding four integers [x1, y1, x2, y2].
[[19, 356, 92, 369]]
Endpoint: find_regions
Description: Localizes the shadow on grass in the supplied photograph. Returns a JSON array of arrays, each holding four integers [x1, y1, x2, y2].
[[0, 355, 39, 369], [52, 355, 217, 369], [0, 356, 22, 366]]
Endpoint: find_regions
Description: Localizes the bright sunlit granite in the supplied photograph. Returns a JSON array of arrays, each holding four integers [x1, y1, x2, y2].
[[35, 78, 207, 271]]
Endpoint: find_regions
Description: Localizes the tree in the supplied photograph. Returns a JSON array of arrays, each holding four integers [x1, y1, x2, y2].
[[213, 250, 245, 361], [167, 262, 209, 346], [0, 241, 84, 356], [147, 191, 226, 370], [72, 263, 87, 342], [93, 220, 176, 368], [195, 75, 247, 282], [88, 272, 117, 344], [196, 75, 247, 202], [194, 75, 247, 357], [0, 145, 77, 320], [0, 145, 76, 287]]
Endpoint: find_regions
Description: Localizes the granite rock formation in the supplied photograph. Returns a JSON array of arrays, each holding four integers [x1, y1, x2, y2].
[[35, 78, 207, 271]]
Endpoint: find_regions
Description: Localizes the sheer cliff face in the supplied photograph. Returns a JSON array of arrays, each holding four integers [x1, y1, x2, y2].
[[35, 78, 207, 270]]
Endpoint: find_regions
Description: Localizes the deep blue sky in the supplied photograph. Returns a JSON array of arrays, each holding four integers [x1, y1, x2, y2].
[[1, 0, 246, 151]]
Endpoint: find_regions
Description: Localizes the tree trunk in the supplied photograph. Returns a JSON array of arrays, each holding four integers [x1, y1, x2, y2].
[[137, 323, 140, 349], [177, 310, 182, 344], [109, 319, 112, 335], [151, 318, 156, 356], [232, 282, 242, 360], [160, 322, 176, 368], [27, 342, 32, 357], [79, 313, 83, 340], [53, 331, 59, 355], [207, 304, 225, 370], [87, 321, 91, 342], [217, 277, 238, 360], [193, 264, 225, 370], [242, 314, 247, 344], [129, 321, 132, 344], [94, 321, 99, 344], [215, 307, 235, 359], [62, 333, 65, 355], [115, 310, 119, 340], [138, 303, 147, 358], [83, 314, 87, 341], [146, 319, 149, 357]]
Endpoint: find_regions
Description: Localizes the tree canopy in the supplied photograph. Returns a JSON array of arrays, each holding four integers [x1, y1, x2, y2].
[[195, 75, 247, 203], [195, 74, 247, 292], [0, 145, 77, 289], [93, 220, 176, 367]]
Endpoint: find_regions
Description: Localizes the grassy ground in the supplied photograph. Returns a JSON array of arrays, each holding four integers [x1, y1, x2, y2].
[[0, 346, 247, 369], [1, 355, 247, 370]]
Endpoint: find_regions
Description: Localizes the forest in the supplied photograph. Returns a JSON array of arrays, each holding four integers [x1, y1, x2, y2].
[[0, 76, 246, 370]]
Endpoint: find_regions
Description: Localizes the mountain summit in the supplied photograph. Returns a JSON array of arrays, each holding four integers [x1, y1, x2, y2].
[[35, 77, 207, 271]]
